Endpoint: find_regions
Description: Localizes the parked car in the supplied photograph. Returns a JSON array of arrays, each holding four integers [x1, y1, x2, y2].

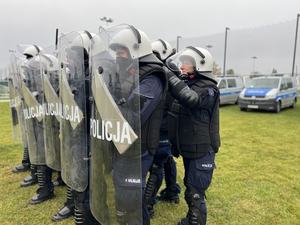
[[238, 76, 297, 112]]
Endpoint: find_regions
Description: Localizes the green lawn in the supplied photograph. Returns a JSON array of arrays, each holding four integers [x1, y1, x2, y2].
[[0, 102, 299, 225]]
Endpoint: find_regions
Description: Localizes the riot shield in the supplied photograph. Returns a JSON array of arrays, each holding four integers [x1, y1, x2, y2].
[[89, 25, 142, 225], [41, 51, 61, 171], [9, 53, 28, 149], [58, 32, 89, 192], [7, 64, 21, 142], [19, 51, 46, 165]]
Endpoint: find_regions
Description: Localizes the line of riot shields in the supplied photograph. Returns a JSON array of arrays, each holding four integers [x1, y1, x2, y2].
[[8, 25, 145, 224]]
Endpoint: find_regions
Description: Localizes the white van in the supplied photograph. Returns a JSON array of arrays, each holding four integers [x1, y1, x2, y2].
[[238, 76, 298, 112], [216, 76, 244, 105]]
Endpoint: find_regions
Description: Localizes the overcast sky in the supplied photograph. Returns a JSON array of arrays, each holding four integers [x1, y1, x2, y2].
[[1, 0, 300, 68]]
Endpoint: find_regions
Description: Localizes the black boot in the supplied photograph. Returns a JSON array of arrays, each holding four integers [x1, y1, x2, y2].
[[53, 172, 65, 187], [178, 190, 206, 225], [144, 163, 163, 218], [52, 186, 74, 221], [30, 165, 54, 204], [157, 187, 180, 204], [73, 190, 100, 225], [12, 147, 30, 173], [20, 164, 37, 187]]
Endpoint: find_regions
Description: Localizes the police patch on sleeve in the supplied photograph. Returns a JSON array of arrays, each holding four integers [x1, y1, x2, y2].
[[208, 88, 215, 96]]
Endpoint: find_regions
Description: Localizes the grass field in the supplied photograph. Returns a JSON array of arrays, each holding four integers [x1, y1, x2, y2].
[[0, 102, 299, 225]]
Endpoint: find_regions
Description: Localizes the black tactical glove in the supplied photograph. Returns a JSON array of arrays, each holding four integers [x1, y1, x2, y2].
[[168, 73, 188, 96], [178, 73, 189, 82]]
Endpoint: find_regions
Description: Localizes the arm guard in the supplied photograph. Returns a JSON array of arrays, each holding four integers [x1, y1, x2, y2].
[[168, 74, 199, 108]]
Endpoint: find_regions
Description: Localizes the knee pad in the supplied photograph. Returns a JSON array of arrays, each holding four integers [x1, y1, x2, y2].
[[185, 189, 207, 225]]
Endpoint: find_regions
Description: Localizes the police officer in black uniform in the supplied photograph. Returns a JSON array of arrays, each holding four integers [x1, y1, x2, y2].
[[144, 39, 181, 217], [108, 25, 168, 225], [167, 46, 220, 225]]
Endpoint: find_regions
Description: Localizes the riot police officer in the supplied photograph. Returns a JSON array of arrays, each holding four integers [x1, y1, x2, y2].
[[106, 25, 167, 225], [10, 56, 30, 174], [144, 39, 181, 217], [58, 31, 100, 225], [167, 46, 220, 225], [20, 45, 54, 203], [11, 46, 39, 187]]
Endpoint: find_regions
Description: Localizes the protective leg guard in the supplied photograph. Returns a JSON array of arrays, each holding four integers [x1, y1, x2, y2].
[[74, 207, 85, 225], [180, 189, 206, 225], [30, 165, 54, 204], [144, 163, 163, 217], [22, 147, 30, 165], [12, 147, 30, 173], [73, 190, 100, 225]]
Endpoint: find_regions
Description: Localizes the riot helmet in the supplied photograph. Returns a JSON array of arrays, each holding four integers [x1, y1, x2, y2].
[[109, 25, 152, 59], [23, 45, 42, 59], [151, 39, 176, 62], [167, 46, 215, 81]]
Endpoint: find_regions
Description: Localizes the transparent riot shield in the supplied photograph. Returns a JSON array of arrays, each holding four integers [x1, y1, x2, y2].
[[7, 64, 21, 142], [89, 25, 142, 225], [9, 53, 28, 149], [40, 50, 61, 171], [19, 52, 45, 165], [58, 32, 89, 192]]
